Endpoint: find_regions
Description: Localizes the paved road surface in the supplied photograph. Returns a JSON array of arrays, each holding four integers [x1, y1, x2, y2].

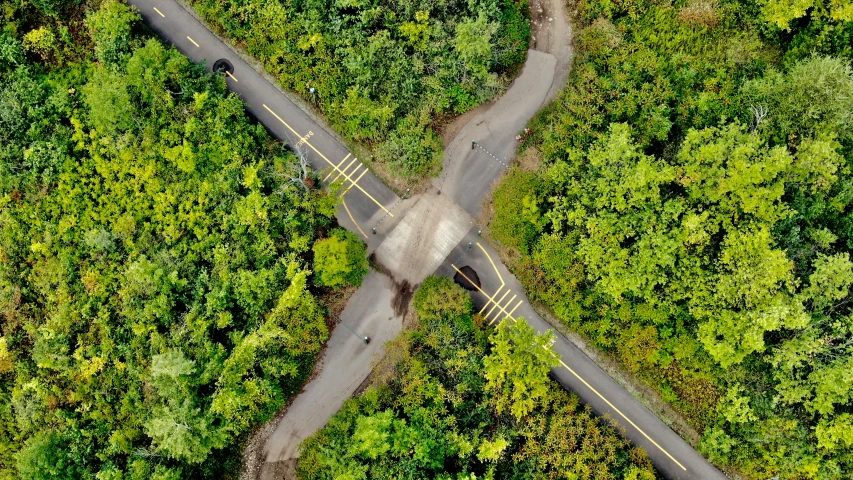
[[131, 1, 729, 479], [435, 49, 557, 216], [261, 271, 403, 462], [129, 0, 409, 252]]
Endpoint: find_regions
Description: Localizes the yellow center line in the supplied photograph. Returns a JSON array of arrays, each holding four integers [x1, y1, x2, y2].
[[456, 247, 688, 471], [333, 158, 360, 183], [262, 104, 392, 216], [476, 242, 504, 284], [342, 196, 368, 239], [225, 71, 239, 82], [451, 265, 493, 301], [473, 242, 506, 316], [153, 7, 165, 17], [557, 358, 687, 470], [323, 153, 350, 182], [187, 36, 200, 48], [490, 294, 517, 325], [485, 289, 511, 322]]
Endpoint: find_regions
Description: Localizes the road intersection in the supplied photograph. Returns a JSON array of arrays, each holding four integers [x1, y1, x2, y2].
[[131, 1, 729, 478]]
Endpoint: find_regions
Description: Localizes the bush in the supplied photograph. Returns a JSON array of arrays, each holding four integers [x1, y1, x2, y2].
[[85, 0, 140, 66], [495, 0, 531, 72], [744, 55, 853, 144], [312, 228, 369, 288], [490, 168, 544, 253], [373, 117, 443, 178], [30, 0, 76, 16], [412, 276, 472, 324], [22, 27, 57, 59]]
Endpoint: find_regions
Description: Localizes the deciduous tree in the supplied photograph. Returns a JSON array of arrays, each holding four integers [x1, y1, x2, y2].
[[483, 319, 558, 420]]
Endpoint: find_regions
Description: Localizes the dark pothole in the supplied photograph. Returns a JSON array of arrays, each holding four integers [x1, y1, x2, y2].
[[453, 265, 480, 291]]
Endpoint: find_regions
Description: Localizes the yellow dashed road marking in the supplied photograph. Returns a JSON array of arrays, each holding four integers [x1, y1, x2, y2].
[[485, 289, 511, 321], [263, 104, 392, 216], [452, 266, 515, 321], [489, 294, 517, 325], [153, 7, 165, 17], [478, 284, 504, 315], [506, 299, 523, 319], [351, 168, 369, 186], [187, 36, 200, 48], [226, 71, 238, 82]]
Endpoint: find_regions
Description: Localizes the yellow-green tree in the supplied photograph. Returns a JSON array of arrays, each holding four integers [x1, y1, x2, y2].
[[483, 319, 558, 420], [312, 228, 368, 288]]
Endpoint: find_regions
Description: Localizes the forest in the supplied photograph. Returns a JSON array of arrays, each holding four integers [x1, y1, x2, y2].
[[0, 1, 368, 478], [298, 277, 660, 479], [489, 0, 853, 478], [187, 0, 531, 180]]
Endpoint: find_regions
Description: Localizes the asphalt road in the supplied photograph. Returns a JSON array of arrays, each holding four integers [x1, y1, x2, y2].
[[262, 271, 403, 462], [128, 0, 408, 252], [435, 49, 557, 217], [436, 231, 728, 480], [131, 1, 730, 478]]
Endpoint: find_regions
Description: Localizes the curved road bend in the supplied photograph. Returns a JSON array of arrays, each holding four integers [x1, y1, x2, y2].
[[129, 0, 409, 251], [131, 1, 729, 479]]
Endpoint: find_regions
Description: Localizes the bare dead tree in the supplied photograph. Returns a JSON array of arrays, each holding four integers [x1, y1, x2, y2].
[[265, 144, 314, 193], [134, 447, 163, 458], [749, 104, 769, 133], [292, 145, 312, 188]]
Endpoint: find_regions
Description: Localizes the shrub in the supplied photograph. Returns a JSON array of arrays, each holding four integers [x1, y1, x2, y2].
[[677, 0, 720, 29], [312, 228, 369, 288], [85, 0, 140, 66], [490, 168, 544, 253], [373, 117, 443, 178]]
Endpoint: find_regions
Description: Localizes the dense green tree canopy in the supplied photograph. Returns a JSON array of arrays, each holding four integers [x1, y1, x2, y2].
[[483, 319, 557, 420], [313, 228, 369, 288], [0, 1, 353, 478], [492, 0, 853, 477]]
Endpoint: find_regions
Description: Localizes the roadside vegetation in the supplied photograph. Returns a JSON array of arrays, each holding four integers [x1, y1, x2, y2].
[[187, 0, 531, 181], [490, 0, 853, 478], [298, 277, 659, 479], [0, 1, 367, 478]]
